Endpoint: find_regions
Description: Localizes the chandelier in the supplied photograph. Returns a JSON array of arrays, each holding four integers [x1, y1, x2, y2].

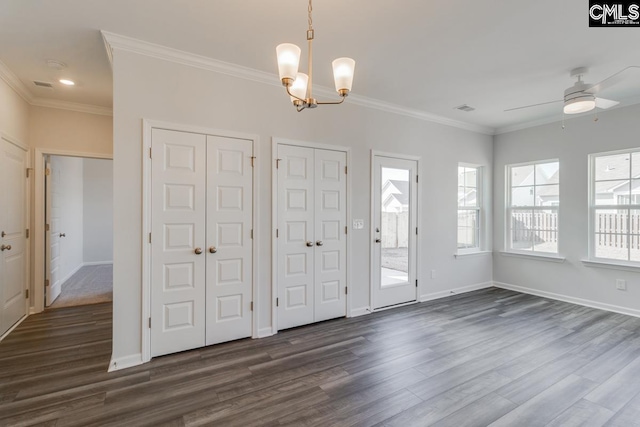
[[276, 0, 356, 112]]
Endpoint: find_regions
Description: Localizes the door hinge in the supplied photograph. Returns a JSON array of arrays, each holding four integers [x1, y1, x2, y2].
[[345, 287, 348, 295], [149, 147, 152, 159], [45, 279, 50, 287], [276, 297, 279, 307], [345, 226, 348, 235], [276, 229, 279, 238], [345, 166, 348, 174], [416, 279, 418, 287], [25, 289, 29, 299], [26, 168, 33, 178], [276, 158, 282, 169], [416, 175, 419, 183], [148, 317, 151, 328], [26, 229, 29, 238], [148, 233, 151, 243], [45, 224, 50, 232], [45, 168, 51, 176], [250, 229, 253, 239], [250, 301, 254, 311], [416, 227, 418, 235], [251, 156, 256, 167]]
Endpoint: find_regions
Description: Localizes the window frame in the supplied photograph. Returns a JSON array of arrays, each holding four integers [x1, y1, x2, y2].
[[505, 159, 560, 255], [457, 163, 483, 254], [588, 148, 640, 265]]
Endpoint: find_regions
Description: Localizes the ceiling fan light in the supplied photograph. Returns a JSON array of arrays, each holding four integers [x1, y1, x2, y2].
[[563, 95, 596, 114], [276, 43, 301, 82], [289, 73, 309, 103], [332, 57, 355, 94]]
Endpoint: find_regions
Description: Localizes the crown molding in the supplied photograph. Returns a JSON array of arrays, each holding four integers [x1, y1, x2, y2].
[[30, 98, 113, 116], [101, 31, 495, 136], [0, 59, 34, 103], [0, 58, 112, 116]]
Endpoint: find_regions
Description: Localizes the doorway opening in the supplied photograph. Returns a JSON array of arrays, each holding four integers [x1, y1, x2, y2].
[[44, 155, 113, 309]]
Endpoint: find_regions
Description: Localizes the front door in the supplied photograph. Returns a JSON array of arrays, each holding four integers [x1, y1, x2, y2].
[[372, 155, 418, 309], [0, 137, 28, 336]]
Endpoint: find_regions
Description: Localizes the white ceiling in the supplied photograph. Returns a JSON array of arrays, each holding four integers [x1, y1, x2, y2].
[[1, 0, 639, 132]]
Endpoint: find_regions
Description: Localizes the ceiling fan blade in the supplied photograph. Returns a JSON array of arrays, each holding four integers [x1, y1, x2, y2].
[[504, 99, 563, 112], [595, 97, 619, 109], [585, 66, 640, 94]]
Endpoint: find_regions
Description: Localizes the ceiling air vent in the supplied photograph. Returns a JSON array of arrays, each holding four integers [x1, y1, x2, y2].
[[33, 81, 53, 88], [454, 104, 475, 112]]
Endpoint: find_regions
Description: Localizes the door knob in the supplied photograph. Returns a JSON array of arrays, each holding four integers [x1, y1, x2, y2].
[[194, 247, 203, 255], [0, 244, 11, 251], [209, 246, 217, 254], [316, 241, 323, 246], [306, 241, 314, 247], [59, 233, 66, 238], [375, 238, 381, 243]]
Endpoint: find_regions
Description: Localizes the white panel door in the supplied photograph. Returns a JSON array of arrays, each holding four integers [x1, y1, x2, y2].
[[205, 135, 253, 345], [314, 149, 347, 322], [277, 145, 315, 330], [151, 129, 206, 357], [372, 156, 418, 309], [0, 138, 28, 336], [45, 159, 62, 306]]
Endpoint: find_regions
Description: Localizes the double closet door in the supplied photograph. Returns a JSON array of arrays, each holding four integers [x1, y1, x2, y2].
[[151, 129, 253, 357], [277, 144, 347, 330]]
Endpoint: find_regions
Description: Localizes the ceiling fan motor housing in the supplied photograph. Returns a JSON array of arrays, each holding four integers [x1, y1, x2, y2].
[[564, 81, 596, 114]]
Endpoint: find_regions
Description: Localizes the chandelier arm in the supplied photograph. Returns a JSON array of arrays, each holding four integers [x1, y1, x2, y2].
[[316, 97, 347, 106], [285, 85, 307, 103]]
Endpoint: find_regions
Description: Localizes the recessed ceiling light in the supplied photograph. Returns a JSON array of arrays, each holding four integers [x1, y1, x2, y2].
[[59, 79, 75, 86]]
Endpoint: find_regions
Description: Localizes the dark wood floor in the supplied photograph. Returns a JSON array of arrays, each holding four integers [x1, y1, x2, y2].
[[2, 288, 640, 426]]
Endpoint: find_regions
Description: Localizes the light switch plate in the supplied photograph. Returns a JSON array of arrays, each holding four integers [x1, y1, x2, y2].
[[353, 219, 364, 230]]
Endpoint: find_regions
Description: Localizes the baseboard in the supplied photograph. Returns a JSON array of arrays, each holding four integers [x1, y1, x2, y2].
[[108, 353, 144, 372], [420, 281, 494, 303], [0, 315, 28, 342], [256, 327, 274, 338], [350, 307, 372, 317], [493, 281, 640, 318], [83, 261, 113, 266]]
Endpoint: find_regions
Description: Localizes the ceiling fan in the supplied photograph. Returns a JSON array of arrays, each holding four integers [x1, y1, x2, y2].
[[505, 66, 639, 115]]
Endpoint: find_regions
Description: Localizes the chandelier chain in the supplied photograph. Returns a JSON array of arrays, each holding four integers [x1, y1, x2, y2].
[[308, 0, 313, 30]]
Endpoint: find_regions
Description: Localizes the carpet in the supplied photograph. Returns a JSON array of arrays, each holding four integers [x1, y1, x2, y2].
[[49, 264, 113, 309]]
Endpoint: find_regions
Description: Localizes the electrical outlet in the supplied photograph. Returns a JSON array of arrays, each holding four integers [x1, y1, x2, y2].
[[616, 279, 627, 291], [431, 270, 436, 279]]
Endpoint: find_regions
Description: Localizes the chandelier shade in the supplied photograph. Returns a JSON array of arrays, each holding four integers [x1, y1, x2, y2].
[[276, 43, 301, 81]]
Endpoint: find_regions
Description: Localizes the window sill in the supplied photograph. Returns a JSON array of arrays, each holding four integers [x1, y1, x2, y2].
[[454, 250, 492, 259], [581, 259, 640, 272], [499, 251, 566, 263]]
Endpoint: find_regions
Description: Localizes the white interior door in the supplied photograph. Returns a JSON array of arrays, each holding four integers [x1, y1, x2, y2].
[[277, 145, 315, 330], [205, 135, 253, 345], [0, 138, 28, 336], [277, 144, 347, 330], [372, 155, 418, 309], [151, 129, 206, 357], [45, 159, 62, 306], [314, 149, 347, 322]]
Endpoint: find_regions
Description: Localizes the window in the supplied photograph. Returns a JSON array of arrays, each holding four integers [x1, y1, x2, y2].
[[457, 165, 481, 252], [507, 160, 559, 253], [590, 149, 640, 263]]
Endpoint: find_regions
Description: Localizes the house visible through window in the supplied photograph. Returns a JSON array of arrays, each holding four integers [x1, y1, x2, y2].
[[507, 160, 559, 254], [458, 165, 481, 251], [590, 149, 640, 263]]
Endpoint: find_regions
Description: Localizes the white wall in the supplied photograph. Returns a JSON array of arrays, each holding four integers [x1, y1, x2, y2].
[[51, 155, 84, 283], [82, 158, 113, 264], [111, 49, 493, 364], [493, 104, 640, 315]]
